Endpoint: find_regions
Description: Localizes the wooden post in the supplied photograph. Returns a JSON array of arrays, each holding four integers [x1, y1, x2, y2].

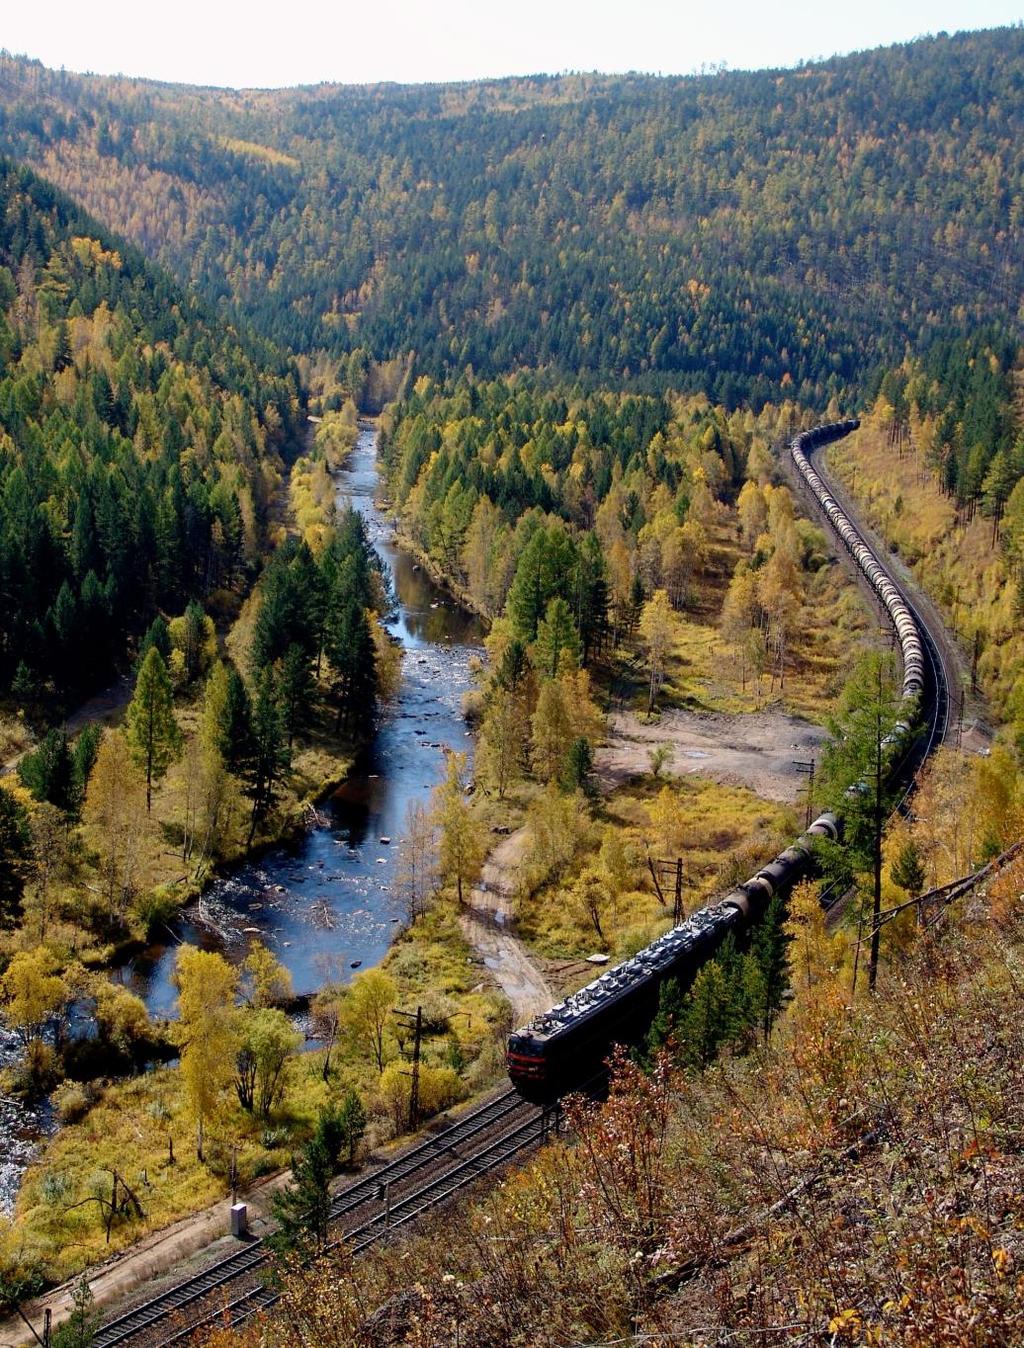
[[409, 1006, 422, 1132]]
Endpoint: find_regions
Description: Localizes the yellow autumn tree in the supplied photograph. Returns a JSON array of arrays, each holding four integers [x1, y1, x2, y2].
[[83, 730, 149, 915], [784, 880, 843, 997], [342, 968, 398, 1073], [639, 589, 680, 714], [173, 946, 239, 1161], [431, 751, 485, 905]]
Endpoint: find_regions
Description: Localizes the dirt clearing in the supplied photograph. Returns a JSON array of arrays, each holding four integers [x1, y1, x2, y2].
[[597, 707, 827, 803]]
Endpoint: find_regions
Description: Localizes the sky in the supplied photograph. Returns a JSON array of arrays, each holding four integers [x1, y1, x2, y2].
[[4, 0, 1022, 89]]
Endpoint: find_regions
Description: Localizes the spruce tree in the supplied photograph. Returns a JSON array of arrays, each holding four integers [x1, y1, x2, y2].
[[749, 892, 790, 1037], [338, 1088, 368, 1165], [125, 647, 182, 811], [820, 652, 907, 991], [279, 643, 314, 748], [18, 728, 76, 813], [138, 615, 171, 666], [0, 788, 32, 916], [268, 1107, 345, 1256], [246, 668, 289, 845], [561, 736, 595, 795], [222, 668, 255, 771]]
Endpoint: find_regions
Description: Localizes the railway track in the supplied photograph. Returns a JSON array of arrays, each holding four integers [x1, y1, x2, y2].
[[791, 432, 955, 913], [806, 441, 954, 768], [92, 1088, 548, 1348]]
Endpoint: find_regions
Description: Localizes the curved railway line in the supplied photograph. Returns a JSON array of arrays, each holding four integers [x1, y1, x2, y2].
[[77, 422, 959, 1348], [792, 430, 955, 792]]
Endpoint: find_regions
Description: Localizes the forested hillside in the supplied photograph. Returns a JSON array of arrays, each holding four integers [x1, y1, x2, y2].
[[0, 28, 1022, 404], [0, 160, 302, 709]]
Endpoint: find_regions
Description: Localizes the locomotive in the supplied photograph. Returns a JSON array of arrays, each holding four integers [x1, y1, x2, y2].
[[507, 418, 929, 1101], [507, 813, 839, 1101]]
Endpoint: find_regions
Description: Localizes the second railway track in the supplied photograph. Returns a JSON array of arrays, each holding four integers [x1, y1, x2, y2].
[[92, 1087, 550, 1348]]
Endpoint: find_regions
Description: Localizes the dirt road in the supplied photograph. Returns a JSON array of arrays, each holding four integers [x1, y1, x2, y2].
[[597, 707, 826, 803], [460, 828, 555, 1024], [0, 674, 133, 777]]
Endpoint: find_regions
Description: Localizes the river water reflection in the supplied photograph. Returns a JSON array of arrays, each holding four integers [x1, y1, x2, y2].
[[126, 425, 483, 1014]]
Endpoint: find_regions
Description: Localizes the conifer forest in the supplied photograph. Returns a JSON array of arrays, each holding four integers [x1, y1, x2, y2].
[[0, 20, 1023, 1348]]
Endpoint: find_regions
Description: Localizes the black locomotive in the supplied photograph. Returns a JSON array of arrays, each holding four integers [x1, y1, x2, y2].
[[507, 418, 928, 1101]]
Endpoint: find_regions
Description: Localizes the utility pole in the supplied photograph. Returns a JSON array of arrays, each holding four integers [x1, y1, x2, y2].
[[376, 1179, 392, 1232], [647, 855, 686, 922], [393, 1006, 423, 1131], [957, 688, 965, 749], [971, 629, 981, 693], [793, 760, 815, 829]]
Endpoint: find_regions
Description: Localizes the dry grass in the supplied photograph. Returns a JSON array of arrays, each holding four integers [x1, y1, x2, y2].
[[515, 774, 795, 963], [0, 711, 33, 765]]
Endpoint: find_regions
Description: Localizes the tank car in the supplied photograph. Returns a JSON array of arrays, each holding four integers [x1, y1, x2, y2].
[[509, 417, 927, 1102]]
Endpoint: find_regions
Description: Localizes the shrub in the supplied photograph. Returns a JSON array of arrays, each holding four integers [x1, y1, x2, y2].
[[134, 885, 183, 936], [9, 1041, 61, 1098], [39, 1171, 72, 1206], [52, 1081, 94, 1125]]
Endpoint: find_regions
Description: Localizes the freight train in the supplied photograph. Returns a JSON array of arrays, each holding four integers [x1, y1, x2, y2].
[[507, 418, 927, 1102]]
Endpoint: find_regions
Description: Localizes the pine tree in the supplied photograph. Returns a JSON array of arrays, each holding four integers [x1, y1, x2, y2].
[[246, 667, 289, 846], [125, 647, 182, 811], [268, 1107, 345, 1256], [279, 642, 314, 748]]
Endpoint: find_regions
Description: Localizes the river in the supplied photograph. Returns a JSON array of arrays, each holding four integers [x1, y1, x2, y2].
[[122, 424, 484, 1014], [0, 426, 483, 1212]]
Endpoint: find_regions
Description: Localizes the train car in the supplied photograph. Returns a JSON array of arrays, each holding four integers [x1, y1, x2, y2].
[[507, 813, 839, 1101], [507, 905, 739, 1101], [508, 416, 933, 1102]]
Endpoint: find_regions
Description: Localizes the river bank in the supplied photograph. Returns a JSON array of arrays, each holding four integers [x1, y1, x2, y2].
[[116, 424, 486, 1016], [3, 423, 502, 1273]]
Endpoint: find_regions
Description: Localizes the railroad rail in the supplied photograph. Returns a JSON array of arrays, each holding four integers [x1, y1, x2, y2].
[[789, 429, 954, 913], [799, 438, 954, 780], [92, 1088, 547, 1348]]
